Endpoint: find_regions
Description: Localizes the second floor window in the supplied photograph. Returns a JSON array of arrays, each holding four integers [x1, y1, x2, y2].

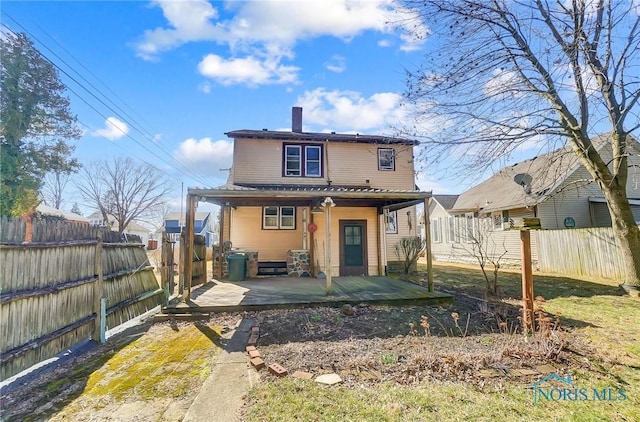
[[284, 144, 322, 177], [378, 148, 395, 170]]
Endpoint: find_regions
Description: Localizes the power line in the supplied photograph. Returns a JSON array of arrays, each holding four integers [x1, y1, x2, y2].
[[1, 16, 216, 187]]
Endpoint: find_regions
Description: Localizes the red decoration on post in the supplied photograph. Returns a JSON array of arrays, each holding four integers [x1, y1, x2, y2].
[[307, 222, 318, 233]]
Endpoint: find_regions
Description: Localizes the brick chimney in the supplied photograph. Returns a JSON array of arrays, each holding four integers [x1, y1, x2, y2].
[[292, 107, 302, 133]]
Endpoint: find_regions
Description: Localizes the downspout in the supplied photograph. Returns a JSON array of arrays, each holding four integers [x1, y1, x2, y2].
[[325, 138, 331, 185], [377, 207, 384, 276], [302, 208, 308, 250]]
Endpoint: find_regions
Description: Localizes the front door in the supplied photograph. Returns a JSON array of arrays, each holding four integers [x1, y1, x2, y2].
[[339, 220, 368, 276]]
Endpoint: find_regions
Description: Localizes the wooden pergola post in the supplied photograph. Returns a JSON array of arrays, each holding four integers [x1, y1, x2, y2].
[[217, 205, 225, 280], [183, 193, 196, 301], [423, 198, 434, 292], [322, 197, 335, 295]]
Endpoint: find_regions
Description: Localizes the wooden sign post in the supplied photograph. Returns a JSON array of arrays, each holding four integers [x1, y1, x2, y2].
[[520, 229, 535, 333]]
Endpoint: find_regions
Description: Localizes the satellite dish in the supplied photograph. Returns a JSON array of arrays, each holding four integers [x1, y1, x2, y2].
[[514, 173, 533, 187], [514, 173, 533, 195]]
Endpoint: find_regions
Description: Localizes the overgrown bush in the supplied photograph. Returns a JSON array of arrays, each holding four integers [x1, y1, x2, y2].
[[393, 236, 425, 274]]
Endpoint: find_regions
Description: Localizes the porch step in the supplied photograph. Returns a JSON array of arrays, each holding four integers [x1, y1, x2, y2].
[[257, 261, 288, 276]]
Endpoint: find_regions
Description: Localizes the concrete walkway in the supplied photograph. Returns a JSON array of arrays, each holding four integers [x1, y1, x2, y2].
[[183, 318, 259, 422]]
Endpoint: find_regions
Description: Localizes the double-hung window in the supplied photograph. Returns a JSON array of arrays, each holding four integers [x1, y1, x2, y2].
[[431, 218, 442, 243], [285, 145, 302, 176], [284, 144, 322, 177], [378, 148, 395, 171], [263, 206, 296, 230]]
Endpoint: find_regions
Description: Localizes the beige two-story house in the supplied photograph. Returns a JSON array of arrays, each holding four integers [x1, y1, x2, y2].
[[189, 107, 431, 279]]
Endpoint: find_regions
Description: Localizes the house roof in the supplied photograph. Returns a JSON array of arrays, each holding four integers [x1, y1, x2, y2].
[[189, 183, 431, 211], [125, 220, 151, 233], [432, 195, 459, 210], [36, 204, 89, 223], [165, 212, 211, 222], [451, 135, 639, 213], [225, 129, 419, 146]]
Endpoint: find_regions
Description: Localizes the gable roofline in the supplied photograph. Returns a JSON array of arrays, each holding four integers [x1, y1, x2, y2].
[[225, 129, 418, 146], [164, 212, 211, 223], [432, 195, 460, 211], [451, 134, 640, 213]]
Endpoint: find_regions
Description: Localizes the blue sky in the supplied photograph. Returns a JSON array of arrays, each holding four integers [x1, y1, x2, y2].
[[3, 1, 493, 214]]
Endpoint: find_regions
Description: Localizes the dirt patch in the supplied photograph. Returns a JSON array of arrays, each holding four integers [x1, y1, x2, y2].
[[246, 292, 589, 389]]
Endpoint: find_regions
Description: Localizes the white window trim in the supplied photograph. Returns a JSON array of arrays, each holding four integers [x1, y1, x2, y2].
[[386, 210, 398, 234], [285, 145, 302, 176], [263, 206, 296, 230], [378, 148, 395, 171], [446, 216, 455, 243], [305, 145, 322, 177], [284, 144, 323, 178], [431, 218, 442, 243]]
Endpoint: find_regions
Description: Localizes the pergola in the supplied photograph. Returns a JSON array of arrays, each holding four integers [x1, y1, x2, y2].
[[180, 184, 435, 299]]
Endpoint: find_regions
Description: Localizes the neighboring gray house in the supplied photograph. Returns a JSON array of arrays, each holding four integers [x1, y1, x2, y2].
[[87, 211, 151, 246], [421, 137, 640, 266]]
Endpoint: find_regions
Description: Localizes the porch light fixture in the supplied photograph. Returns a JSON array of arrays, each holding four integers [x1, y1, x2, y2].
[[321, 197, 335, 208], [311, 204, 323, 214]]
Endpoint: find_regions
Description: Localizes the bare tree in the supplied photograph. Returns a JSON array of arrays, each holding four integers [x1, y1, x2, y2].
[[41, 170, 72, 209], [454, 218, 508, 297], [400, 0, 640, 290], [394, 236, 425, 274], [76, 157, 173, 235]]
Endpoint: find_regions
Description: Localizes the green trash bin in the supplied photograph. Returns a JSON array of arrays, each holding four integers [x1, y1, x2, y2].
[[228, 253, 247, 281]]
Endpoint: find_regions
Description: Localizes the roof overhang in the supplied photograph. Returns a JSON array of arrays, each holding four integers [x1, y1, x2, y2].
[[225, 129, 419, 146], [188, 184, 431, 212], [589, 197, 640, 206]]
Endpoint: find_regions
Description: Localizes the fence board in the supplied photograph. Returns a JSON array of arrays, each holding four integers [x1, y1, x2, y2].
[[536, 227, 627, 279], [0, 217, 160, 381]]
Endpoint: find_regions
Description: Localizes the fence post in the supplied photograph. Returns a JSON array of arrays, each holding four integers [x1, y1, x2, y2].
[[93, 231, 105, 343], [161, 231, 169, 305]]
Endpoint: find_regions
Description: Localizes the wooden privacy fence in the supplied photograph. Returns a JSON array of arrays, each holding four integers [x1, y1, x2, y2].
[[0, 217, 164, 381], [173, 233, 207, 295], [536, 226, 627, 280]]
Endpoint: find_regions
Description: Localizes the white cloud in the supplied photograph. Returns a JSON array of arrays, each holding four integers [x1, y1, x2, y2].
[[134, 0, 225, 60], [134, 0, 429, 72], [483, 68, 524, 99], [173, 137, 234, 177], [198, 81, 212, 93], [296, 88, 407, 132], [92, 117, 129, 140], [197, 53, 299, 86], [324, 55, 346, 73]]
